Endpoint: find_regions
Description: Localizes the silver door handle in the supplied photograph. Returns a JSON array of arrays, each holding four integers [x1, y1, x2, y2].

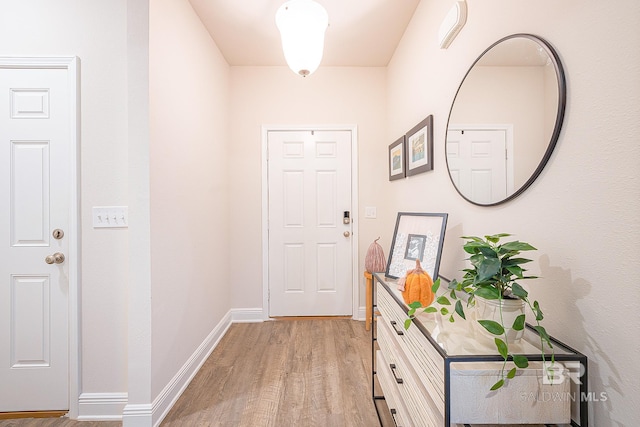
[[343, 231, 350, 237], [45, 252, 65, 265]]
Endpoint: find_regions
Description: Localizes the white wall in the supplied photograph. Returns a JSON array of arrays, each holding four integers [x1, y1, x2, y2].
[[386, 1, 640, 425], [228, 66, 387, 311], [149, 0, 231, 402], [0, 0, 129, 405]]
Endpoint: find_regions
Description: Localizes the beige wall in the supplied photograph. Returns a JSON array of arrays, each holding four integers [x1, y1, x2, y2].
[[387, 1, 640, 425], [149, 0, 231, 400], [228, 66, 387, 310]]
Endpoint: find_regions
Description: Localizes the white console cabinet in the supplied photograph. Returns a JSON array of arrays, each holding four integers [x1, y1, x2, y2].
[[371, 273, 588, 427]]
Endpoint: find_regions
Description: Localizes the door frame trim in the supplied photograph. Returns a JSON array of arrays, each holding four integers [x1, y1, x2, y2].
[[261, 125, 359, 320], [0, 56, 81, 417]]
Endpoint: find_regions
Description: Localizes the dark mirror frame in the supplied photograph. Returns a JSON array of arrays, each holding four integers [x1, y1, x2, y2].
[[445, 33, 567, 206]]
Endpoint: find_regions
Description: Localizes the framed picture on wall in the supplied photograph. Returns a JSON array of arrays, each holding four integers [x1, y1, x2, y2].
[[406, 115, 434, 176], [385, 212, 448, 280], [388, 135, 406, 181]]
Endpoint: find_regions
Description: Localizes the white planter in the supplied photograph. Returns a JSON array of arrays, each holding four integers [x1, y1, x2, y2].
[[474, 296, 526, 343]]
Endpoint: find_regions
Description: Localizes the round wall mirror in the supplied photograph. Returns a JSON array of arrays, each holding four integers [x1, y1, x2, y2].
[[445, 34, 566, 206]]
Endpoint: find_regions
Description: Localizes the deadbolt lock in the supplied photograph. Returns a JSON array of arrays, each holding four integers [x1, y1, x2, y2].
[[343, 211, 351, 224], [52, 229, 64, 239]]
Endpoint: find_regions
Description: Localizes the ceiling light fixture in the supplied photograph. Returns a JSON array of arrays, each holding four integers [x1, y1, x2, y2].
[[276, 0, 328, 77]]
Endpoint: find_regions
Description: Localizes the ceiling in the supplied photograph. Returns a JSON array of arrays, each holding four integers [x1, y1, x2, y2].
[[188, 0, 421, 67]]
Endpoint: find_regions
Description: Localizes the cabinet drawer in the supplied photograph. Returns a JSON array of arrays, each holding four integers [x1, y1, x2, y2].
[[377, 283, 445, 409], [376, 350, 412, 427], [378, 311, 444, 425], [377, 313, 400, 365], [450, 362, 571, 424]]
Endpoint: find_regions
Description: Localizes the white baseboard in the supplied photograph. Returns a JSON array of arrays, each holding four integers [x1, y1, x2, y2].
[[150, 310, 233, 427], [146, 308, 265, 425], [81, 308, 270, 424], [77, 392, 128, 421], [231, 307, 365, 322], [122, 403, 153, 427], [231, 307, 265, 323], [91, 306, 368, 424]]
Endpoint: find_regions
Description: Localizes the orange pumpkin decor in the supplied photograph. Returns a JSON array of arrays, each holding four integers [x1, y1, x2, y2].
[[365, 237, 386, 273], [401, 259, 434, 307]]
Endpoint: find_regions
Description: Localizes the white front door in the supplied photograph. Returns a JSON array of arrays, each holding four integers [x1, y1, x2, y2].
[[446, 128, 508, 204], [0, 65, 71, 411], [267, 130, 353, 317]]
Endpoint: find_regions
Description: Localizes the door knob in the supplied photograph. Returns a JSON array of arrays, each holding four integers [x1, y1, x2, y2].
[[45, 252, 65, 265], [343, 231, 351, 237]]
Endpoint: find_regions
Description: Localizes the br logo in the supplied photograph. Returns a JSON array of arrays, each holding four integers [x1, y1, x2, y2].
[[543, 361, 584, 385]]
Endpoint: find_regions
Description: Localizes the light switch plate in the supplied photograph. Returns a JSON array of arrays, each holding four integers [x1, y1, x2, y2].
[[92, 206, 128, 228], [365, 206, 377, 219]]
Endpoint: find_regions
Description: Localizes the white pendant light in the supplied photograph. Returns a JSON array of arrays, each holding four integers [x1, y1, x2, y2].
[[276, 0, 328, 77]]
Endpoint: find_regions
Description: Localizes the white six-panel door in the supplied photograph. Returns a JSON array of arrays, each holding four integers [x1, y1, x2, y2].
[[0, 65, 71, 411], [446, 128, 508, 204], [267, 130, 352, 317]]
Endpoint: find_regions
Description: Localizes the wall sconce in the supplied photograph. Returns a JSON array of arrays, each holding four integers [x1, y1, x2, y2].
[[276, 0, 329, 77], [438, 0, 467, 49]]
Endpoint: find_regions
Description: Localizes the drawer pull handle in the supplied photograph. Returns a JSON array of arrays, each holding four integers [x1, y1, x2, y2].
[[390, 364, 403, 384], [390, 408, 402, 427], [390, 320, 404, 335]]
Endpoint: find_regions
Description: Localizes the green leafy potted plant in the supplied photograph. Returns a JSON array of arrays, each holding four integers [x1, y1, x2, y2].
[[405, 233, 555, 390]]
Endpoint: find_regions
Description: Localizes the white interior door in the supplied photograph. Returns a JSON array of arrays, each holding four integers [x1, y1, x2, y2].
[[267, 130, 352, 317], [446, 128, 508, 204], [0, 65, 71, 411]]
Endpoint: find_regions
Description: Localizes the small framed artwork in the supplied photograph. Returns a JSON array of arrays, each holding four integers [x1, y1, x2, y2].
[[385, 212, 448, 280], [404, 234, 426, 261], [406, 115, 434, 176], [388, 136, 406, 181]]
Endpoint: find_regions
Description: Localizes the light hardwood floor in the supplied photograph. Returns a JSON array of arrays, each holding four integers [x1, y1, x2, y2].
[[162, 319, 383, 426], [0, 319, 387, 427], [0, 420, 119, 427]]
